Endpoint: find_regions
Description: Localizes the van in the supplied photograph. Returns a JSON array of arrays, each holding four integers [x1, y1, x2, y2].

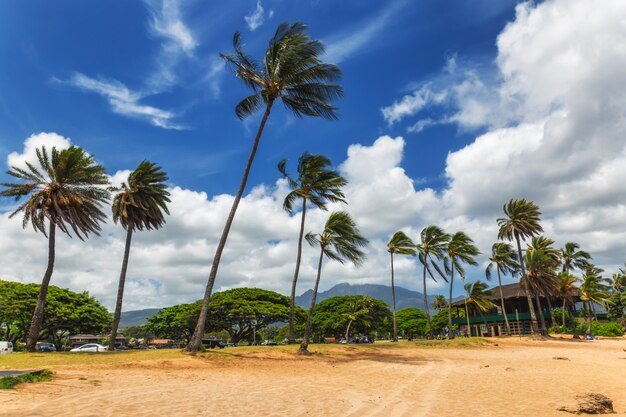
[[0, 341, 13, 354]]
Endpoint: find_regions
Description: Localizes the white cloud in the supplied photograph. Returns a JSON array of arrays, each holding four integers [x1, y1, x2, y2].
[[7, 132, 72, 169], [244, 1, 271, 31], [145, 0, 197, 53], [67, 73, 185, 130], [381, 85, 447, 125]]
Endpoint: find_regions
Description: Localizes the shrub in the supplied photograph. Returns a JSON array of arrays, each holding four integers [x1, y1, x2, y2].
[[577, 321, 625, 337]]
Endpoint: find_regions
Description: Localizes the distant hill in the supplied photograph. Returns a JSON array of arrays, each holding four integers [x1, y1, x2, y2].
[[119, 308, 161, 328], [296, 282, 461, 310]]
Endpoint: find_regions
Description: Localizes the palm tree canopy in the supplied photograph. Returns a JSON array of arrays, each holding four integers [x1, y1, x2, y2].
[[278, 153, 346, 213], [464, 281, 497, 312], [417, 225, 450, 281], [522, 248, 559, 296], [446, 231, 480, 278], [111, 161, 171, 231], [432, 294, 447, 309], [221, 22, 343, 120], [580, 265, 611, 306], [485, 242, 519, 281], [497, 198, 543, 242], [342, 296, 375, 324], [555, 272, 580, 307], [305, 211, 368, 266], [1, 146, 110, 239], [560, 242, 592, 272], [387, 231, 417, 256]]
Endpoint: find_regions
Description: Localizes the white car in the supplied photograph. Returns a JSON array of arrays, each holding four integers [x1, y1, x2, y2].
[[0, 341, 13, 354], [70, 343, 108, 352]]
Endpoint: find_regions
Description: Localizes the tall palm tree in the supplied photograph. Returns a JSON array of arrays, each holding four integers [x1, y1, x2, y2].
[[497, 198, 543, 334], [299, 211, 367, 354], [1, 146, 109, 351], [108, 161, 170, 351], [445, 231, 480, 338], [527, 236, 560, 330], [580, 265, 611, 336], [432, 294, 448, 310], [464, 281, 497, 336], [187, 22, 343, 353], [387, 231, 416, 342], [342, 296, 374, 341], [416, 225, 450, 338], [279, 153, 347, 344], [485, 242, 519, 335], [560, 242, 591, 274], [554, 272, 579, 328]]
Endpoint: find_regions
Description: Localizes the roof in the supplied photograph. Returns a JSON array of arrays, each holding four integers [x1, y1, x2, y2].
[[450, 282, 581, 307]]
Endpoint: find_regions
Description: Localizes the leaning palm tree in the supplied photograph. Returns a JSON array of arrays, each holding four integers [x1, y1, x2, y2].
[[279, 153, 346, 344], [560, 242, 591, 274], [387, 231, 416, 342], [497, 198, 543, 334], [342, 296, 374, 342], [445, 231, 480, 338], [527, 236, 560, 330], [416, 225, 450, 338], [464, 281, 497, 336], [485, 242, 519, 335], [299, 211, 367, 354], [554, 272, 579, 329], [1, 146, 109, 351], [186, 22, 343, 353], [580, 265, 611, 336], [523, 247, 559, 334], [108, 161, 170, 351]]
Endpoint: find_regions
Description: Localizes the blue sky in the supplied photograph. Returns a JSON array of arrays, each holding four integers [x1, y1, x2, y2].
[[3, 0, 626, 310]]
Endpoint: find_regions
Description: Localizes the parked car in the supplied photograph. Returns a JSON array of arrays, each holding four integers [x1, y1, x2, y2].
[[202, 339, 226, 349], [70, 343, 108, 352], [261, 340, 277, 346], [0, 341, 13, 354], [35, 342, 57, 352]]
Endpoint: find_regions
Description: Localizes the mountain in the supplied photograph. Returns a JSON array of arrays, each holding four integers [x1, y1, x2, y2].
[[296, 283, 461, 311], [119, 308, 161, 328]]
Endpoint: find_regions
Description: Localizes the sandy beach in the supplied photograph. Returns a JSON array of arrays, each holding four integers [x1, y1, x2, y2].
[[2, 337, 625, 417]]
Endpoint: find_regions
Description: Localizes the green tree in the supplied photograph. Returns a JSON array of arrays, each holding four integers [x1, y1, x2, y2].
[[300, 212, 367, 353], [497, 198, 543, 335], [144, 303, 200, 343], [554, 272, 579, 331], [386, 231, 416, 342], [187, 22, 343, 353], [485, 242, 519, 334], [279, 153, 346, 344], [1, 146, 109, 350], [416, 225, 450, 338], [560, 242, 591, 274], [464, 281, 497, 336], [108, 161, 170, 351], [394, 308, 428, 339], [432, 294, 447, 310], [525, 236, 560, 332], [311, 296, 389, 341], [580, 265, 611, 336], [445, 231, 479, 338], [341, 296, 375, 341]]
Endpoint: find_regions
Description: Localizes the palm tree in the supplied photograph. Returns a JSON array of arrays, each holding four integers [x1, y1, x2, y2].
[[560, 242, 591, 274], [464, 281, 497, 336], [580, 265, 611, 336], [554, 272, 579, 329], [1, 146, 109, 351], [299, 211, 367, 354], [108, 161, 170, 351], [279, 153, 347, 344], [432, 294, 448, 310], [497, 198, 543, 334], [186, 22, 343, 353], [342, 296, 374, 341], [387, 231, 416, 342], [445, 231, 480, 338], [416, 225, 450, 338], [485, 242, 519, 335], [523, 246, 558, 333]]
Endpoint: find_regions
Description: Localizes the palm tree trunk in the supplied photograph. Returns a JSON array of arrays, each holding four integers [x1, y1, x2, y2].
[[546, 297, 556, 327], [448, 264, 454, 339], [497, 268, 511, 335], [562, 298, 567, 327], [299, 246, 325, 354], [109, 227, 134, 351], [26, 221, 56, 351], [345, 319, 353, 342], [534, 292, 547, 335], [288, 198, 307, 344], [390, 252, 398, 342], [422, 261, 433, 339], [463, 292, 471, 336], [477, 309, 491, 337], [186, 100, 275, 353], [515, 234, 539, 335], [586, 301, 592, 336], [569, 305, 580, 339]]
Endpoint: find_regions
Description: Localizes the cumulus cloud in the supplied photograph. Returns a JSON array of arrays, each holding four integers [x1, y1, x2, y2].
[[7, 132, 72, 169], [244, 1, 273, 31]]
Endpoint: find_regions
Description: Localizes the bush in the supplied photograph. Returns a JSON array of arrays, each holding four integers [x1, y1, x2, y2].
[[577, 321, 625, 337], [552, 307, 571, 326]]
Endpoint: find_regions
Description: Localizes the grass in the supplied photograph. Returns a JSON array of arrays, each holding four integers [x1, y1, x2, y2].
[[0, 369, 53, 389]]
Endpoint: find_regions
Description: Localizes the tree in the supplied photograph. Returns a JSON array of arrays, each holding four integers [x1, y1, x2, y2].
[[108, 161, 170, 351], [445, 231, 479, 338], [560, 242, 591, 274], [485, 242, 519, 334], [341, 296, 375, 341], [299, 211, 367, 353], [554, 272, 579, 332], [187, 22, 343, 353], [416, 225, 450, 338], [386, 231, 416, 342], [580, 265, 611, 336], [394, 308, 428, 340], [432, 294, 447, 310], [279, 153, 347, 344], [497, 198, 543, 335], [464, 281, 497, 336], [1, 146, 109, 350], [311, 296, 389, 341], [0, 281, 111, 350], [144, 303, 200, 343], [525, 236, 560, 332]]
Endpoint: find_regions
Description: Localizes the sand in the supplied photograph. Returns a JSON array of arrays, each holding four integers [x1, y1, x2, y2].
[[2, 337, 625, 417]]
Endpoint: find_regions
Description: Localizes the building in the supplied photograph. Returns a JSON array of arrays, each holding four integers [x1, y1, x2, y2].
[[450, 283, 582, 336]]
